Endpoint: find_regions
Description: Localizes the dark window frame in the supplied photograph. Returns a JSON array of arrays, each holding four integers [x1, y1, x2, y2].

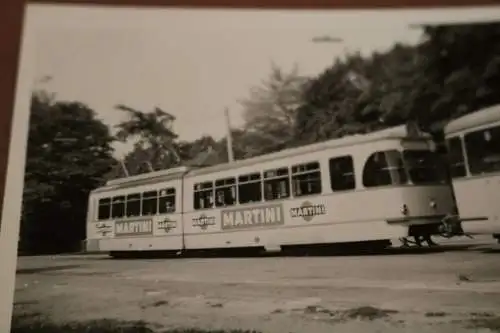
[[362, 150, 407, 188], [446, 136, 467, 179], [97, 198, 111, 220], [111, 195, 126, 219], [141, 190, 158, 216], [402, 149, 447, 184], [125, 193, 142, 217], [291, 161, 322, 197], [193, 181, 214, 210], [215, 177, 237, 207], [237, 172, 262, 204], [329, 155, 356, 192], [263, 167, 291, 201], [159, 188, 176, 214], [463, 125, 500, 175]]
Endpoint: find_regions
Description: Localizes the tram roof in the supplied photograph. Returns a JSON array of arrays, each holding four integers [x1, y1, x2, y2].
[[444, 104, 500, 135], [187, 124, 430, 177], [94, 124, 430, 193]]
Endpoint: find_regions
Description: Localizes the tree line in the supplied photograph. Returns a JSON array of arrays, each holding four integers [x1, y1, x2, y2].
[[20, 22, 500, 254]]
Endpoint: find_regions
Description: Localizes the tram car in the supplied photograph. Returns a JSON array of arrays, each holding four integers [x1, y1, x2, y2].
[[85, 124, 463, 256], [443, 104, 500, 243]]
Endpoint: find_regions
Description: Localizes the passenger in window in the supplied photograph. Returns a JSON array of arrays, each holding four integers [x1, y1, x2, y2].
[[217, 192, 225, 207], [165, 201, 173, 213]]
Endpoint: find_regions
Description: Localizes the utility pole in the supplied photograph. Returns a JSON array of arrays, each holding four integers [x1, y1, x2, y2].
[[224, 107, 235, 163], [119, 159, 129, 177], [145, 161, 154, 172]]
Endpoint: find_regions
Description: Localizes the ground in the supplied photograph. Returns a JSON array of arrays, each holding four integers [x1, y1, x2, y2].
[[12, 235, 500, 333]]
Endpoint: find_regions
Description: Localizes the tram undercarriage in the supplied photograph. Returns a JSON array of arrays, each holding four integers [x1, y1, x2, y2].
[[397, 215, 471, 248]]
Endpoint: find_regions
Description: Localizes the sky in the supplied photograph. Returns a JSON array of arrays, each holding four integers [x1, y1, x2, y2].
[[27, 4, 500, 158]]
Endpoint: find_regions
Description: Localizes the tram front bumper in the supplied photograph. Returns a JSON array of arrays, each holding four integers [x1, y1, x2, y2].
[[385, 214, 464, 238]]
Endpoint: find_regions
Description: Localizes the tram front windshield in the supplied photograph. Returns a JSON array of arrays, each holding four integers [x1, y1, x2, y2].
[[402, 149, 447, 185], [364, 148, 447, 187], [463, 125, 500, 175]]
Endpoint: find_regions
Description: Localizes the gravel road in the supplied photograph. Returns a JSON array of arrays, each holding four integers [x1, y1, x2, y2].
[[12, 236, 500, 333]]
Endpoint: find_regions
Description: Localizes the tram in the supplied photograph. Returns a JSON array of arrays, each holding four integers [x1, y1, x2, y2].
[[443, 104, 500, 243], [85, 124, 463, 256]]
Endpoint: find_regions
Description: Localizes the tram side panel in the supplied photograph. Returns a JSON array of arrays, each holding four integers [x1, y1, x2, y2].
[[180, 140, 439, 251], [451, 177, 497, 235], [445, 117, 500, 236], [86, 178, 185, 253]]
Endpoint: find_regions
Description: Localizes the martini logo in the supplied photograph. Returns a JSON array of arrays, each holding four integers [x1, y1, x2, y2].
[[158, 217, 177, 233], [192, 214, 216, 230], [221, 204, 284, 230], [95, 222, 112, 236], [115, 219, 153, 236], [290, 201, 326, 222]]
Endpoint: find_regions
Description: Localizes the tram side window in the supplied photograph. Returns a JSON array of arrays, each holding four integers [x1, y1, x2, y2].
[[126, 193, 141, 217], [111, 196, 125, 218], [291, 161, 322, 197], [329, 155, 356, 191], [445, 137, 466, 178], [362, 150, 406, 188], [263, 167, 290, 201], [238, 173, 262, 204], [159, 188, 176, 214], [97, 198, 111, 220], [464, 126, 500, 175], [215, 178, 236, 207], [142, 190, 158, 216], [194, 181, 214, 210]]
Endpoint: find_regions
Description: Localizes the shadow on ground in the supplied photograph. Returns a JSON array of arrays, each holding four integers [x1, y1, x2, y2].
[[102, 243, 480, 260], [11, 317, 260, 333], [16, 265, 82, 275]]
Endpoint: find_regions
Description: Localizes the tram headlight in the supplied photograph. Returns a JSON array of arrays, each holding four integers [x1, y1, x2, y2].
[[429, 200, 437, 209]]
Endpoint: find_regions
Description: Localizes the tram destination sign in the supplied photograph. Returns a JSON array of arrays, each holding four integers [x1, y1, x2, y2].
[[115, 219, 153, 237], [221, 203, 284, 230]]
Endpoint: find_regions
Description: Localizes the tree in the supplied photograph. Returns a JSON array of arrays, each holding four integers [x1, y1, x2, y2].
[[294, 22, 500, 144], [238, 64, 308, 155], [177, 135, 219, 162], [294, 50, 400, 144], [114, 105, 181, 173], [416, 22, 500, 130], [21, 92, 116, 254]]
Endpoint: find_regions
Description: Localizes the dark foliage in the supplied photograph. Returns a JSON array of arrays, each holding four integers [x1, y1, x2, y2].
[[294, 22, 500, 143], [20, 93, 116, 254]]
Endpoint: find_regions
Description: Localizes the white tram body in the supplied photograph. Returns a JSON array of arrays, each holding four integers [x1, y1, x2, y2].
[[444, 104, 500, 240], [85, 125, 458, 254]]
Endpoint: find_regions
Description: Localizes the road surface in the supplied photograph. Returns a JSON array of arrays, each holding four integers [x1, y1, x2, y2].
[[12, 236, 500, 333]]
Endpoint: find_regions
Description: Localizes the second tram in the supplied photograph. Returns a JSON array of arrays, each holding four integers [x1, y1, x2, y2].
[[444, 104, 500, 243]]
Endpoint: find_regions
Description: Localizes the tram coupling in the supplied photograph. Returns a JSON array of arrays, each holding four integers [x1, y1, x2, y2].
[[438, 213, 472, 239]]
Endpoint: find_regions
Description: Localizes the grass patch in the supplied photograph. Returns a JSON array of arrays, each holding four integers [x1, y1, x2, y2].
[[295, 305, 398, 322], [343, 306, 398, 321], [466, 317, 500, 332], [11, 317, 262, 333], [11, 318, 154, 333], [425, 311, 448, 317]]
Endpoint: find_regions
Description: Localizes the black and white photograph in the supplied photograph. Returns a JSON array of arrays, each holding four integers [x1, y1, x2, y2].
[[7, 4, 500, 332]]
